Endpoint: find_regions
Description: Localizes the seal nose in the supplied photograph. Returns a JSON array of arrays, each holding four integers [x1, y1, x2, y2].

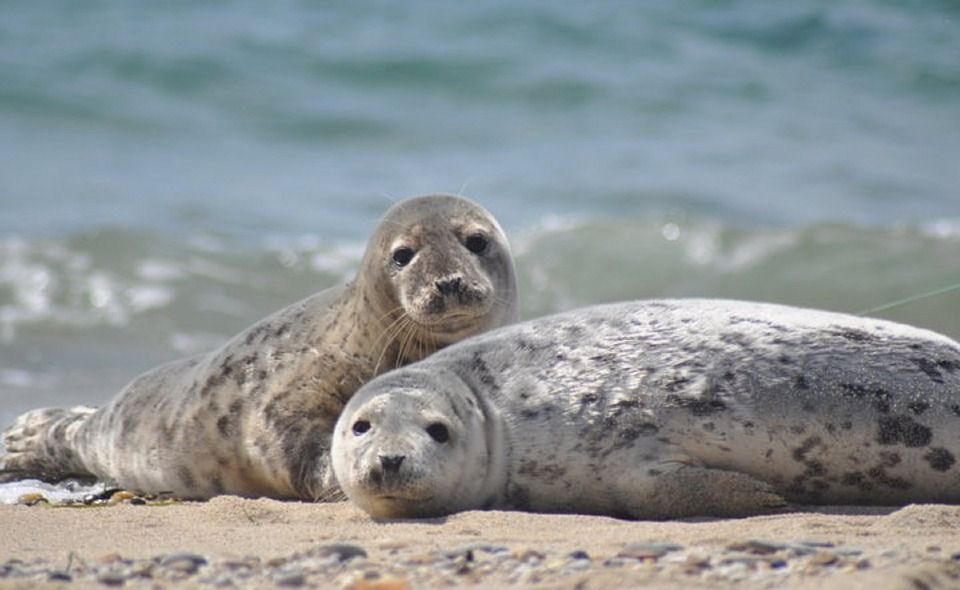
[[435, 276, 463, 297], [379, 454, 405, 473]]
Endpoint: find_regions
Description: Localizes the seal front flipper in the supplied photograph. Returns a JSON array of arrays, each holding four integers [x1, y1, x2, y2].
[[1, 406, 97, 480], [643, 464, 787, 519]]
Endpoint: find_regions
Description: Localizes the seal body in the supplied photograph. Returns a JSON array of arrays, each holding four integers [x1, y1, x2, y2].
[[2, 195, 519, 500], [333, 299, 960, 519]]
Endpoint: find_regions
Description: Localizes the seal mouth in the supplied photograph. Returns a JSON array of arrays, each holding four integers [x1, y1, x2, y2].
[[411, 311, 486, 338]]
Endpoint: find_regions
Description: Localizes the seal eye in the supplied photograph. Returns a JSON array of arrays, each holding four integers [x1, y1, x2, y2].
[[352, 420, 371, 436], [426, 422, 449, 443], [464, 234, 488, 255], [392, 247, 415, 268]]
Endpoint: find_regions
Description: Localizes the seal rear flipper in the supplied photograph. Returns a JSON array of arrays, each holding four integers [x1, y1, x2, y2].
[[639, 465, 787, 519], [1, 406, 97, 480]]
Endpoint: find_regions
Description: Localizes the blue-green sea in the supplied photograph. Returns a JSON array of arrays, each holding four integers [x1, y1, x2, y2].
[[1, 0, 959, 431]]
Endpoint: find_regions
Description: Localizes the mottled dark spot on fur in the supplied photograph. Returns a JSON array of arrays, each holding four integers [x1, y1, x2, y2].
[[665, 394, 728, 416], [792, 436, 821, 463], [723, 371, 736, 381], [866, 466, 912, 490], [908, 342, 923, 350], [914, 358, 946, 383], [580, 393, 599, 405], [825, 423, 836, 434], [841, 421, 853, 430], [589, 353, 616, 364], [877, 415, 932, 447], [839, 383, 868, 398], [878, 451, 901, 468], [832, 327, 877, 342], [790, 424, 806, 435], [216, 415, 232, 438], [743, 421, 755, 429], [810, 479, 830, 491], [841, 471, 873, 492], [778, 355, 793, 365], [614, 399, 640, 411], [520, 409, 539, 419], [908, 401, 931, 416], [874, 400, 891, 414], [924, 447, 955, 472], [794, 375, 810, 390], [647, 469, 662, 477], [702, 422, 716, 432], [470, 353, 498, 389], [178, 466, 196, 490], [664, 376, 691, 393], [765, 448, 774, 459], [617, 424, 657, 446]]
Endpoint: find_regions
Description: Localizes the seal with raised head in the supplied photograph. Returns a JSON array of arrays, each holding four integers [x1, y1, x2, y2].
[[333, 299, 960, 519], [2, 194, 519, 500]]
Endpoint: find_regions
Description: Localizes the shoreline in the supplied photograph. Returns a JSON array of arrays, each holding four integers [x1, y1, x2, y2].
[[4, 497, 960, 589]]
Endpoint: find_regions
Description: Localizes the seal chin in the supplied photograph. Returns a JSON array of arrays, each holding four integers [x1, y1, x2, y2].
[[410, 310, 490, 340], [365, 494, 437, 519]]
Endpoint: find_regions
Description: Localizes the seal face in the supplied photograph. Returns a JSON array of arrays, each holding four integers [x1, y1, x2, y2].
[[333, 299, 960, 519], [332, 369, 504, 518], [1, 194, 519, 501]]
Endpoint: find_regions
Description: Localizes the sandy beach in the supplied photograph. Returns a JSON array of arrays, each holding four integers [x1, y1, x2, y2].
[[3, 497, 960, 589]]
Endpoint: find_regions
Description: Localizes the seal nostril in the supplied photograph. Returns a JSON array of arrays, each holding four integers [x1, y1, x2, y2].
[[379, 454, 405, 473], [435, 277, 463, 297]]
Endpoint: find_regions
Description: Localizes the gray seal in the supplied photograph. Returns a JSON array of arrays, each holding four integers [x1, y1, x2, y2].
[[332, 299, 960, 519], [2, 194, 518, 500]]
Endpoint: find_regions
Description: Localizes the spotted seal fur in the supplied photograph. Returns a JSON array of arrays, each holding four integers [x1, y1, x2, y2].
[[2, 194, 519, 500], [333, 299, 960, 518]]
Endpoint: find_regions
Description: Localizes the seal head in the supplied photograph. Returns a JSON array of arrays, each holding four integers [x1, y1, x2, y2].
[[332, 367, 504, 518], [360, 195, 518, 355]]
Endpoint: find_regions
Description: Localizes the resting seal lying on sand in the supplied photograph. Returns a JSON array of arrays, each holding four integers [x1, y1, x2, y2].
[[333, 299, 960, 518], [2, 194, 518, 500]]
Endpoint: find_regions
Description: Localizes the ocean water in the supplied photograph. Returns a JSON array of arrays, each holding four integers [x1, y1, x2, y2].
[[1, 0, 959, 432]]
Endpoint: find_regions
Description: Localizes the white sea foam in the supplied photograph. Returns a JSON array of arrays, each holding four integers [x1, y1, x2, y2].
[[0, 479, 106, 506]]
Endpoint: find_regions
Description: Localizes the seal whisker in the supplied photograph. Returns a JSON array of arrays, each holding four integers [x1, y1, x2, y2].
[[373, 312, 415, 376]]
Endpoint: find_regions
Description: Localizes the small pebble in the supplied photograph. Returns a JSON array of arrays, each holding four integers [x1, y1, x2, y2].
[[317, 544, 367, 563], [512, 548, 545, 562], [807, 552, 839, 567], [97, 572, 126, 586], [727, 540, 786, 555], [343, 576, 411, 590], [109, 491, 136, 504], [274, 572, 306, 587], [160, 553, 208, 575], [47, 571, 72, 582], [618, 543, 684, 560], [17, 493, 48, 506], [97, 554, 124, 565], [568, 550, 590, 561]]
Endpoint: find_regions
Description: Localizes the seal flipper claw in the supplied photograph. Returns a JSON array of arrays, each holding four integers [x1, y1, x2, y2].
[[1, 406, 96, 480]]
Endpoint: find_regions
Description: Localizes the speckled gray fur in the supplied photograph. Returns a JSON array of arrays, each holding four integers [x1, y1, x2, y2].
[[1, 195, 518, 500], [333, 299, 960, 519]]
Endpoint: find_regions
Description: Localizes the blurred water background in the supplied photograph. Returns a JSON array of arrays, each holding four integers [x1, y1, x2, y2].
[[1, 0, 959, 428]]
